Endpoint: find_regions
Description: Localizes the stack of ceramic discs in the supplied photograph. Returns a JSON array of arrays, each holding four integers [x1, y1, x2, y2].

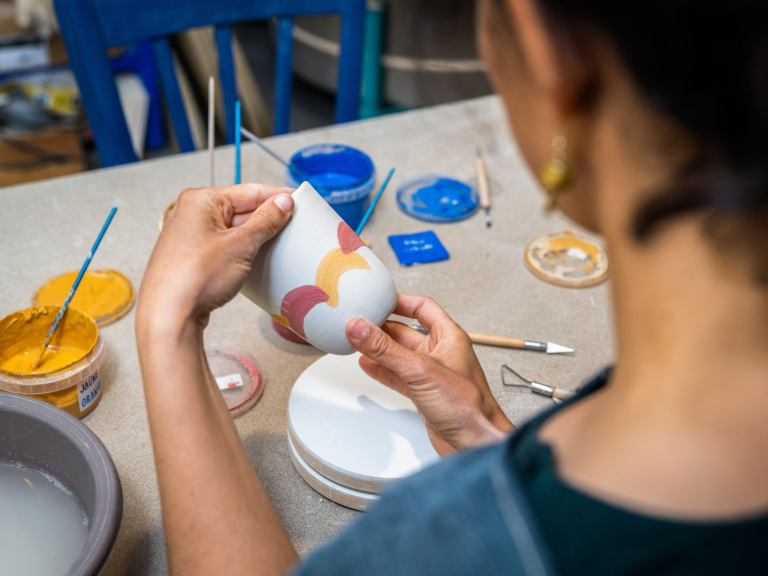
[[287, 353, 440, 511]]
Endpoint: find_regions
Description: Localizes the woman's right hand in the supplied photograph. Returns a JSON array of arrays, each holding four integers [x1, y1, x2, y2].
[[345, 295, 514, 456]]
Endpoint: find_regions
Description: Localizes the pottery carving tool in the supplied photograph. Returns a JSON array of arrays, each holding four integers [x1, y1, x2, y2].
[[208, 76, 215, 187], [239, 126, 329, 195], [501, 364, 575, 400], [410, 325, 573, 354], [31, 207, 118, 370], [356, 167, 395, 235], [476, 147, 492, 227]]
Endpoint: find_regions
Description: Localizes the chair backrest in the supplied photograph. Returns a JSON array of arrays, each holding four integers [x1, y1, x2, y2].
[[54, 0, 366, 167]]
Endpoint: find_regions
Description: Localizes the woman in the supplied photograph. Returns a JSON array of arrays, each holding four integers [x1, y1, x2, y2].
[[136, 0, 768, 574]]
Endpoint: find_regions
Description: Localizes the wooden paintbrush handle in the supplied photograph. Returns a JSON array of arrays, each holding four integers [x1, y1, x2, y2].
[[552, 388, 576, 400], [467, 332, 526, 349], [476, 157, 491, 209]]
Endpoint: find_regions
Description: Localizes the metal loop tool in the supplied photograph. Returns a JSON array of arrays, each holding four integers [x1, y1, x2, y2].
[[500, 364, 576, 401]]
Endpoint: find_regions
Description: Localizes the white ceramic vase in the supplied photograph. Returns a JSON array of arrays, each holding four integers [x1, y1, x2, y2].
[[242, 182, 398, 355]]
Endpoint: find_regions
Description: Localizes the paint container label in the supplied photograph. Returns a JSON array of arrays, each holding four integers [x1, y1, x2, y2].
[[215, 373, 244, 391], [77, 371, 102, 413]]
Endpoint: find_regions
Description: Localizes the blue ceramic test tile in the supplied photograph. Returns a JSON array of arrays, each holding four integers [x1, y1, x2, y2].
[[388, 231, 450, 266]]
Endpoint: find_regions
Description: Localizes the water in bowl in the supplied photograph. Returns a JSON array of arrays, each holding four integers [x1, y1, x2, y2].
[[0, 462, 89, 576]]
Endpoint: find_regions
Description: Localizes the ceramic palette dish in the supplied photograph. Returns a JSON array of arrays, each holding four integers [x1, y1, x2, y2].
[[524, 231, 610, 287], [287, 353, 439, 510]]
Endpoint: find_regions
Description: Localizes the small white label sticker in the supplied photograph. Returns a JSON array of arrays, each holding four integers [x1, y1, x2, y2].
[[77, 371, 102, 413], [215, 373, 244, 391]]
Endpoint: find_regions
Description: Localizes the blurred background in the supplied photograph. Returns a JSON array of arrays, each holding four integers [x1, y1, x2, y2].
[[0, 0, 492, 187]]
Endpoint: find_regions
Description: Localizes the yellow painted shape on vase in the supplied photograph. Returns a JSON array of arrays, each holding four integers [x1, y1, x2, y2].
[[315, 248, 370, 308], [271, 314, 291, 327]]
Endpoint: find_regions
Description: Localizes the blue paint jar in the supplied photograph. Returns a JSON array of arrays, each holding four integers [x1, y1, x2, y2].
[[285, 143, 376, 230]]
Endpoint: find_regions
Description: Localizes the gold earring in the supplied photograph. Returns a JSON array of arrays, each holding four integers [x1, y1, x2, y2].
[[539, 130, 574, 212]]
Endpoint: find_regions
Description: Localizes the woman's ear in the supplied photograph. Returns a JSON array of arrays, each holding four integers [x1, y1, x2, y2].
[[505, 0, 596, 117]]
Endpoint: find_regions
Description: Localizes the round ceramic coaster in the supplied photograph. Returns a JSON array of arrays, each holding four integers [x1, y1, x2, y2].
[[524, 231, 610, 288], [205, 347, 263, 417], [397, 174, 478, 223], [287, 432, 378, 512], [287, 352, 439, 494], [33, 269, 135, 327]]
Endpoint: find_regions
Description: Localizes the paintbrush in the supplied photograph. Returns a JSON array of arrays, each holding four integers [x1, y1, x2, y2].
[[355, 167, 395, 235], [234, 101, 242, 185], [208, 76, 215, 186], [410, 325, 574, 354], [239, 126, 329, 195], [31, 207, 118, 370], [476, 147, 492, 227]]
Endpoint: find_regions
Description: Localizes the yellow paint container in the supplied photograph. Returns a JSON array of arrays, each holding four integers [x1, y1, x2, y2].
[[0, 307, 105, 418]]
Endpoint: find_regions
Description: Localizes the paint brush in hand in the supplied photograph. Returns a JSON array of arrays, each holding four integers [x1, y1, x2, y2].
[[239, 126, 330, 196], [31, 207, 118, 370], [476, 147, 492, 227], [411, 325, 574, 354]]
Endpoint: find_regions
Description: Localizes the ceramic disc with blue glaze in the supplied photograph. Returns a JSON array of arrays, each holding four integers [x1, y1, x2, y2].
[[396, 174, 479, 223]]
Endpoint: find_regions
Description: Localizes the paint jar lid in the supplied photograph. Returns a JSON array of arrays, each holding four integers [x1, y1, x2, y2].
[[34, 269, 135, 327], [396, 174, 479, 223], [205, 347, 264, 418], [524, 231, 610, 287]]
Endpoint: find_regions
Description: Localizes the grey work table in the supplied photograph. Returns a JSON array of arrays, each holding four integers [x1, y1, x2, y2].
[[0, 96, 615, 575]]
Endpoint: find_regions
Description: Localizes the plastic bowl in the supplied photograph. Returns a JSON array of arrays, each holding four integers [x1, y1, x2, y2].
[[0, 392, 122, 575], [285, 143, 376, 230]]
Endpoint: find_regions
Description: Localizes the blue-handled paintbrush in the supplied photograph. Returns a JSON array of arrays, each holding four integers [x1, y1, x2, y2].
[[31, 207, 118, 370], [356, 167, 394, 235]]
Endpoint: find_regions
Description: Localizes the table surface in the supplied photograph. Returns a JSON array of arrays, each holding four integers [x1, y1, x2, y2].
[[0, 96, 615, 575]]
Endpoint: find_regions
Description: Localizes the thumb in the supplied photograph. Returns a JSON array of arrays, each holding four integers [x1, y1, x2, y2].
[[237, 193, 294, 252], [347, 318, 417, 376]]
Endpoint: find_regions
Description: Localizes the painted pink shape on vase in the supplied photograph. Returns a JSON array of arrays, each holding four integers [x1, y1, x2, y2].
[[278, 285, 330, 339], [337, 222, 366, 254]]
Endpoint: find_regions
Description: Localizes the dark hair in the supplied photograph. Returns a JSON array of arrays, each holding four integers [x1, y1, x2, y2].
[[507, 1, 768, 280]]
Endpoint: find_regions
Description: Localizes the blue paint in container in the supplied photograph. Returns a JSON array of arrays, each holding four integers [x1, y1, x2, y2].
[[285, 143, 376, 230], [396, 174, 479, 223]]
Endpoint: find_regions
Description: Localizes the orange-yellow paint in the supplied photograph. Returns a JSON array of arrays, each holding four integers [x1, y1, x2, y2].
[[28, 386, 88, 418], [543, 232, 601, 261], [34, 269, 134, 326], [314, 248, 370, 308], [0, 307, 98, 375], [271, 314, 291, 327]]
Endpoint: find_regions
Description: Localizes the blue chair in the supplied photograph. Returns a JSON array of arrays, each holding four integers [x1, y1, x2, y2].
[[54, 0, 366, 167]]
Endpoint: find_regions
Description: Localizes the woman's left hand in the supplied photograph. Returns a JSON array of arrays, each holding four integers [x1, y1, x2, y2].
[[137, 184, 294, 331]]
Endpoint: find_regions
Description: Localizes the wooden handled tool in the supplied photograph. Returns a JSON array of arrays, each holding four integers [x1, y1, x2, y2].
[[411, 326, 574, 354], [476, 147, 491, 227], [501, 364, 576, 400]]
